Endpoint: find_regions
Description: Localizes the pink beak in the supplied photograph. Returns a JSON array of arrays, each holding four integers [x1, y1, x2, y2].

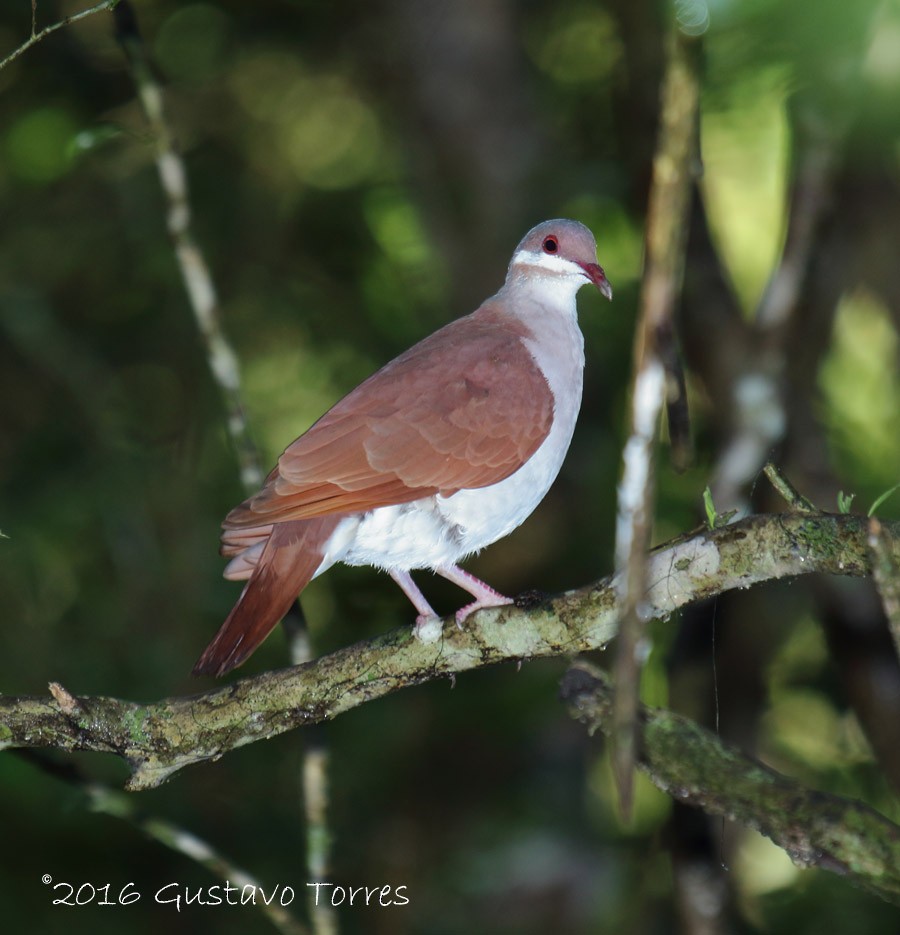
[[579, 262, 613, 301]]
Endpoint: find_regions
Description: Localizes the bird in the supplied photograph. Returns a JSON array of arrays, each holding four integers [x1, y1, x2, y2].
[[194, 219, 612, 677]]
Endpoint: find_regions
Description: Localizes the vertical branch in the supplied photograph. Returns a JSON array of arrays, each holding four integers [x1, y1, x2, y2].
[[113, 2, 263, 493], [869, 519, 900, 662], [113, 6, 333, 926], [303, 736, 337, 935], [756, 108, 841, 332], [612, 23, 701, 815]]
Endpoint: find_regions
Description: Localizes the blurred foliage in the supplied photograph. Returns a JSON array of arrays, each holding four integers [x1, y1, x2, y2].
[[701, 65, 790, 311], [1, 1, 899, 933], [820, 290, 900, 491]]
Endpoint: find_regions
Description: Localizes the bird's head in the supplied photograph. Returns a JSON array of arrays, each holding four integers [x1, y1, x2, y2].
[[508, 219, 613, 302]]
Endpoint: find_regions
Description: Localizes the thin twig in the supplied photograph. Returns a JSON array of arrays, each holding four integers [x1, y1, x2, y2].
[[612, 26, 701, 817], [303, 736, 337, 935], [0, 0, 121, 73], [763, 461, 817, 513], [113, 5, 329, 914], [16, 752, 308, 935], [91, 788, 310, 935], [113, 0, 315, 658], [756, 107, 841, 330], [113, 2, 263, 492]]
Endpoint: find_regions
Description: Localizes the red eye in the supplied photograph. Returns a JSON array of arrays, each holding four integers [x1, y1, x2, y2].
[[542, 236, 559, 254]]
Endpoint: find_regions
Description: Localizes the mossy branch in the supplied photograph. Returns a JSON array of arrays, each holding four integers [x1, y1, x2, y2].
[[6, 509, 900, 899], [561, 660, 900, 906], [0, 511, 891, 792]]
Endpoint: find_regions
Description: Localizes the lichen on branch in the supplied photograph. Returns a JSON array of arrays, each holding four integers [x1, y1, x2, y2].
[[561, 660, 900, 906], [0, 510, 889, 791]]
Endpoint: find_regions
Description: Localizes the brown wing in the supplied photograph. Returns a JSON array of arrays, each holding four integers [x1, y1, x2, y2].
[[224, 305, 553, 529]]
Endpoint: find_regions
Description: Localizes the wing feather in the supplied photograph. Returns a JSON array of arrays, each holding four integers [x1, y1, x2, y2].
[[224, 304, 554, 530]]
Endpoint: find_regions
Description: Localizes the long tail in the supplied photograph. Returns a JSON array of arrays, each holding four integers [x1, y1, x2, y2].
[[193, 517, 339, 677]]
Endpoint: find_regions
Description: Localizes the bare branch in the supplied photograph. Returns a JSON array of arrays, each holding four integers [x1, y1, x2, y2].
[[0, 0, 121, 73], [763, 460, 817, 513], [613, 27, 701, 814], [18, 751, 308, 935], [114, 3, 264, 492], [756, 108, 842, 331], [113, 4, 326, 905], [92, 784, 309, 934], [303, 739, 337, 935]]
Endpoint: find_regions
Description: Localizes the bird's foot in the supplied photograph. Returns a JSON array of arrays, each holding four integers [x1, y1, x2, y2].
[[434, 564, 514, 628], [454, 593, 514, 628], [413, 614, 444, 644]]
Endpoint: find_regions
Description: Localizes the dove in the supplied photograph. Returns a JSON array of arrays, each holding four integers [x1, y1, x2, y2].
[[194, 219, 612, 676]]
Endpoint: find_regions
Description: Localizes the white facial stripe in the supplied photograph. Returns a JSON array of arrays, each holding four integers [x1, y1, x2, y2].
[[511, 249, 586, 278]]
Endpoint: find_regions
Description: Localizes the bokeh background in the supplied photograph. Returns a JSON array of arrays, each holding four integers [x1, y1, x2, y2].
[[2, 0, 900, 932]]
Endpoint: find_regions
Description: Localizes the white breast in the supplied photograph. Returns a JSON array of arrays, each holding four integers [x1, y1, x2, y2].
[[318, 288, 586, 576]]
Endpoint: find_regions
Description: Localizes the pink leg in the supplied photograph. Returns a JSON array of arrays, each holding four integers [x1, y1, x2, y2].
[[389, 569, 440, 632], [436, 565, 513, 627]]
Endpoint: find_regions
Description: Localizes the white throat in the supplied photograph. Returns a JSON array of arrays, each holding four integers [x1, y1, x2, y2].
[[507, 252, 589, 309], [510, 249, 585, 278]]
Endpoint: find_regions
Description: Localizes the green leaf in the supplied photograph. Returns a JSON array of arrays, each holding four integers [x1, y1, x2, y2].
[[703, 486, 717, 530], [702, 486, 737, 528], [868, 482, 900, 518], [836, 491, 855, 514]]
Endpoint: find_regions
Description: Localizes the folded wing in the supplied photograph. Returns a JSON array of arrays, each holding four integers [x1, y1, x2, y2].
[[224, 306, 554, 531]]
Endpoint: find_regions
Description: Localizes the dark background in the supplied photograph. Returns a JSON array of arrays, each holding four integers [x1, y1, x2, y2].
[[1, 0, 899, 932]]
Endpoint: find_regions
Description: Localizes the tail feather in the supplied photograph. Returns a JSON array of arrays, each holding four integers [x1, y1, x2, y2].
[[194, 517, 340, 677]]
